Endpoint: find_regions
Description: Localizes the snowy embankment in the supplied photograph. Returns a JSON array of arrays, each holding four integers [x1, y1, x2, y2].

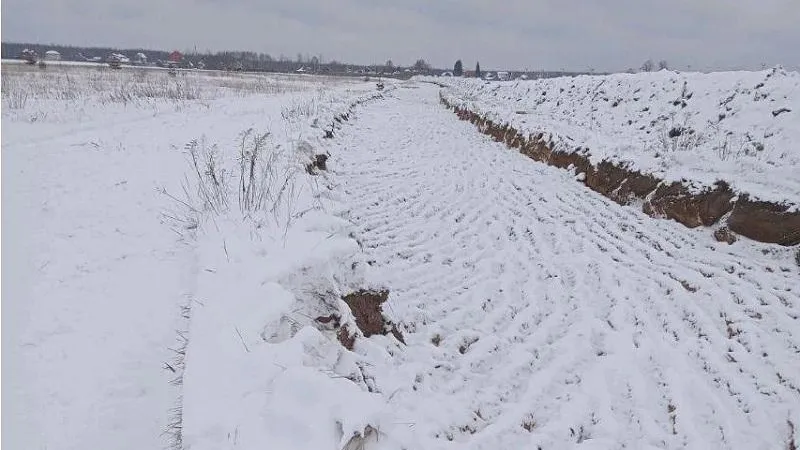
[[433, 69, 800, 210], [2, 63, 389, 450], [176, 87, 394, 450]]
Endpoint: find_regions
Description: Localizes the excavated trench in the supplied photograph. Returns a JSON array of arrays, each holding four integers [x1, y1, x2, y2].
[[440, 95, 800, 246]]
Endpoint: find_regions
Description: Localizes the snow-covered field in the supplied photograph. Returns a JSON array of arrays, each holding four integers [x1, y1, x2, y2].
[[4, 66, 799, 450], [2, 63, 384, 450], [327, 84, 799, 449], [434, 69, 800, 209]]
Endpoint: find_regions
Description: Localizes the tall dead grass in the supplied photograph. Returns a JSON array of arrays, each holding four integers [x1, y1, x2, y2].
[[1, 64, 338, 111], [162, 128, 311, 240]]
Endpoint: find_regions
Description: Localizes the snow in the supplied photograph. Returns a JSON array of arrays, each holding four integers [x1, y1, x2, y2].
[[178, 175, 389, 450], [432, 68, 800, 209], [3, 58, 111, 68], [3, 63, 386, 450], [327, 83, 800, 449], [4, 64, 799, 450]]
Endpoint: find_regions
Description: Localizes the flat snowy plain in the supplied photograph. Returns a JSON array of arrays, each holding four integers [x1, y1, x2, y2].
[[2, 63, 380, 450], [3, 64, 799, 450]]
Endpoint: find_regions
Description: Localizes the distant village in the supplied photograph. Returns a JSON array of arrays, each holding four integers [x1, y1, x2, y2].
[[15, 46, 211, 71], [1, 42, 584, 80]]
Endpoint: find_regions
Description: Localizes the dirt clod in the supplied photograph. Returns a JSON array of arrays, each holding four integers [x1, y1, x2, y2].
[[337, 325, 356, 350], [342, 289, 405, 344], [342, 289, 389, 336], [714, 227, 737, 244], [306, 154, 328, 174]]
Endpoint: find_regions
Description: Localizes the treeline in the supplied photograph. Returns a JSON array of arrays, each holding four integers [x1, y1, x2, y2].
[[2, 42, 597, 79], [1, 42, 421, 77]]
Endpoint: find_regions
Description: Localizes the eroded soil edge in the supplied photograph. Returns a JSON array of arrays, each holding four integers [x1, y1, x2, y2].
[[440, 95, 799, 246]]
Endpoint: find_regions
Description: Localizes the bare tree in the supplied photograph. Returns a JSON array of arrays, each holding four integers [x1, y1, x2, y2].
[[641, 59, 654, 72], [658, 60, 669, 70], [413, 58, 430, 72]]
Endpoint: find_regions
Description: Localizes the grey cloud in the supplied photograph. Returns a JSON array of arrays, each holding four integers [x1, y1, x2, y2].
[[2, 0, 798, 71]]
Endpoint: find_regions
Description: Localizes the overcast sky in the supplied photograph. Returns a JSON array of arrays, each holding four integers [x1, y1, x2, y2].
[[2, 0, 799, 71]]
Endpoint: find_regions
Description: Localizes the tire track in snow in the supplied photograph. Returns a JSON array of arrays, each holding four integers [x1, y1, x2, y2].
[[330, 83, 799, 449]]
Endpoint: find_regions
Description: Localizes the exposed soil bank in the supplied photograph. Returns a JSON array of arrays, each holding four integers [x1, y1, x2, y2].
[[316, 289, 405, 350], [440, 95, 800, 246]]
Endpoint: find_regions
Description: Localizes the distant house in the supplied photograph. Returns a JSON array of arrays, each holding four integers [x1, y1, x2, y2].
[[44, 50, 61, 61], [105, 53, 130, 69], [484, 72, 496, 80], [108, 53, 130, 64], [168, 51, 183, 63], [107, 54, 122, 69], [134, 53, 148, 65], [20, 49, 37, 64], [496, 71, 510, 81]]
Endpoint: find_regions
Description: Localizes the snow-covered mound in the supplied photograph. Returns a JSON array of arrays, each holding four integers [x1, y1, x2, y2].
[[178, 87, 394, 450], [434, 68, 800, 209]]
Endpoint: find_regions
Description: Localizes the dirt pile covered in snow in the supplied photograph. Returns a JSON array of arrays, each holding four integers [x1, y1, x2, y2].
[[436, 69, 800, 245]]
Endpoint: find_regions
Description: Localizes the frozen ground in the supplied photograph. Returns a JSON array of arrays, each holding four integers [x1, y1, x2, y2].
[[324, 83, 799, 449], [434, 69, 800, 209], [2, 64, 380, 450], [4, 68, 799, 450]]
